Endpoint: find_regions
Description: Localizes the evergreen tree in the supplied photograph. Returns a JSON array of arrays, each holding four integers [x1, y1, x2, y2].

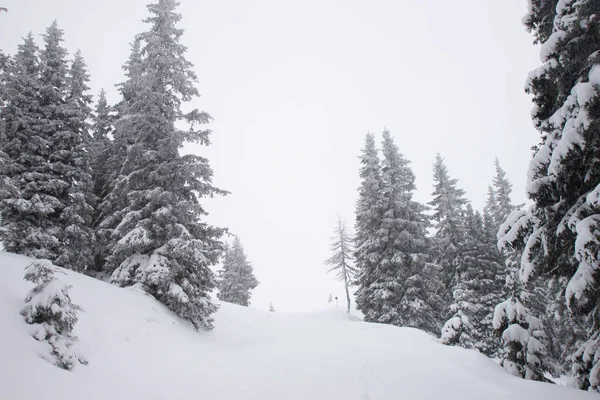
[[505, 0, 600, 389], [54, 49, 95, 271], [428, 153, 467, 291], [441, 205, 505, 356], [217, 237, 259, 307], [354, 133, 386, 321], [325, 217, 357, 313], [94, 38, 142, 273], [492, 158, 515, 226], [90, 90, 113, 213], [90, 89, 114, 271], [21, 260, 87, 370], [484, 185, 499, 227], [100, 0, 226, 330], [269, 302, 275, 312], [356, 130, 427, 326], [398, 255, 445, 335]]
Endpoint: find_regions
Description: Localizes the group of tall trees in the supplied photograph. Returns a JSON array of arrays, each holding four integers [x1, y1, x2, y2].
[[353, 0, 600, 392], [0, 0, 228, 330], [352, 130, 573, 379]]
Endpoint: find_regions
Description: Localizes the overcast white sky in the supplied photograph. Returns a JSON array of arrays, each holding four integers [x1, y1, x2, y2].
[[0, 0, 540, 312]]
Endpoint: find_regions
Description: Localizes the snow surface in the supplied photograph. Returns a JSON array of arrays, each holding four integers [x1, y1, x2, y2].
[[0, 251, 596, 400]]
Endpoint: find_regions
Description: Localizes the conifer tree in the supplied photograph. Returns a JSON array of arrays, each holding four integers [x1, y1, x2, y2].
[[325, 218, 357, 313], [503, 1, 600, 389], [90, 90, 113, 211], [94, 39, 142, 273], [428, 154, 467, 291], [399, 256, 445, 335], [441, 205, 505, 356], [54, 49, 95, 271], [492, 158, 515, 226], [217, 237, 259, 307], [269, 302, 275, 312], [354, 133, 386, 321], [100, 0, 226, 330], [358, 130, 428, 326]]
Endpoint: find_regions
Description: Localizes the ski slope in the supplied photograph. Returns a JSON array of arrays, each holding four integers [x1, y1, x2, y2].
[[0, 251, 594, 400]]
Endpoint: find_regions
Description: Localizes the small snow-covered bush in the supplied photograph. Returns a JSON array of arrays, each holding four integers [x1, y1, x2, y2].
[[493, 297, 552, 382], [21, 260, 87, 370]]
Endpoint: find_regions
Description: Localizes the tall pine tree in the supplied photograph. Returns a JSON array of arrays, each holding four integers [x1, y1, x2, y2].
[[55, 49, 95, 271], [354, 133, 386, 322], [428, 153, 467, 291], [100, 0, 226, 330]]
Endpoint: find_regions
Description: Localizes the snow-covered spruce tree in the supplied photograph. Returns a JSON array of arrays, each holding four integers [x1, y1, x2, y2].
[[21, 260, 86, 370], [94, 38, 142, 273], [493, 295, 552, 382], [500, 0, 600, 390], [357, 129, 429, 326], [100, 0, 227, 330], [0, 32, 61, 259], [441, 205, 505, 356], [54, 49, 95, 271], [269, 302, 275, 312], [428, 154, 467, 295], [325, 217, 357, 313], [90, 89, 114, 272], [492, 158, 516, 225], [217, 237, 259, 307], [354, 133, 386, 322], [398, 255, 445, 336], [90, 90, 113, 216]]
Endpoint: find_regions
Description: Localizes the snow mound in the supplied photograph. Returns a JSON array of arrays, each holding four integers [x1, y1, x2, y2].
[[0, 251, 595, 400]]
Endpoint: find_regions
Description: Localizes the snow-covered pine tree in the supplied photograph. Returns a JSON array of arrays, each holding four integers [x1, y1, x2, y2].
[[100, 0, 227, 330], [441, 205, 505, 356], [269, 302, 275, 312], [54, 49, 95, 271], [94, 38, 142, 273], [360, 129, 428, 326], [501, 0, 600, 390], [89, 90, 113, 272], [354, 133, 386, 322], [328, 293, 333, 303], [492, 158, 516, 226], [0, 32, 61, 260], [90, 90, 113, 215], [217, 237, 259, 307], [398, 255, 445, 336], [484, 185, 499, 227], [21, 260, 87, 370], [325, 217, 357, 313], [428, 154, 467, 294]]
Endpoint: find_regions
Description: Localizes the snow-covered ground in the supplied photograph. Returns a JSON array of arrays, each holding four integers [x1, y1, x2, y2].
[[0, 251, 595, 400]]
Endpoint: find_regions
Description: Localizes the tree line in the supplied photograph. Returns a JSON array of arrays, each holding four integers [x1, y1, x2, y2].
[[0, 0, 258, 340]]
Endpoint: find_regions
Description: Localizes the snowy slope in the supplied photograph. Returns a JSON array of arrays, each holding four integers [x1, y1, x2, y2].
[[0, 252, 594, 400]]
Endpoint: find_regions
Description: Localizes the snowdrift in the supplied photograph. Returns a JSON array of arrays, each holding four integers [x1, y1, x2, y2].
[[0, 251, 594, 400]]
